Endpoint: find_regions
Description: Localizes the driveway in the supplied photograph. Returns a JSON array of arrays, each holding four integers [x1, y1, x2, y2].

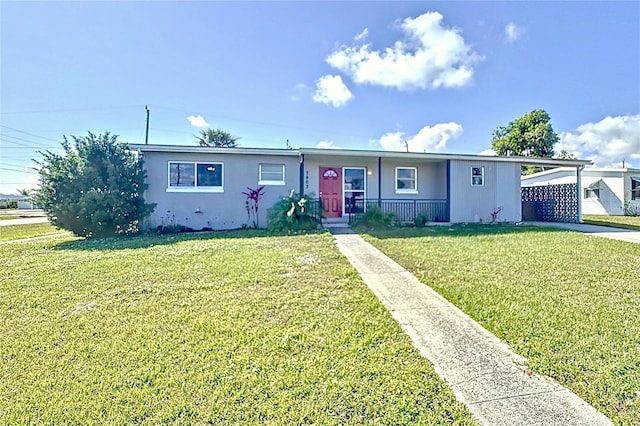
[[526, 222, 640, 244]]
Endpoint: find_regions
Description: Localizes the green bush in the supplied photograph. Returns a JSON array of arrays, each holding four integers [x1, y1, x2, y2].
[[352, 206, 394, 229], [33, 132, 155, 237], [267, 190, 320, 232]]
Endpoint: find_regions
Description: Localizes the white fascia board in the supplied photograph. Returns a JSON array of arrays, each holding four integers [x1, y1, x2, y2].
[[299, 147, 592, 167], [129, 144, 300, 157]]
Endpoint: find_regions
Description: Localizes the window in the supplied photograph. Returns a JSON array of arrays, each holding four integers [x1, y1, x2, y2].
[[471, 167, 484, 186], [344, 167, 365, 213], [396, 167, 417, 193], [259, 163, 285, 185], [584, 181, 600, 199], [632, 177, 640, 201], [168, 161, 223, 192]]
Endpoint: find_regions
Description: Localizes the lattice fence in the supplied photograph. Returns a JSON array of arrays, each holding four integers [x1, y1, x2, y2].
[[521, 183, 578, 223]]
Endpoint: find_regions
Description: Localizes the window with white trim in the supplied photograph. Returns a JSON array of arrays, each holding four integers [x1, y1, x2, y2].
[[396, 167, 417, 193], [471, 167, 484, 186], [259, 163, 285, 185], [167, 161, 223, 192], [584, 181, 600, 199], [632, 177, 639, 201], [344, 167, 365, 213]]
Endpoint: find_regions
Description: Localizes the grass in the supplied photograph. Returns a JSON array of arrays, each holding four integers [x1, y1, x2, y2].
[[583, 214, 640, 231], [360, 224, 640, 425], [0, 223, 68, 242], [0, 230, 475, 425]]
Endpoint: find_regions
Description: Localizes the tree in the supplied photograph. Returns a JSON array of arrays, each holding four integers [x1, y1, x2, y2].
[[491, 110, 559, 158], [195, 128, 239, 147], [33, 132, 156, 237], [16, 188, 32, 196]]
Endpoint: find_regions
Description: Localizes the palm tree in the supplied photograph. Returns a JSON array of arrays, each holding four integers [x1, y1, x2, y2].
[[195, 128, 239, 147]]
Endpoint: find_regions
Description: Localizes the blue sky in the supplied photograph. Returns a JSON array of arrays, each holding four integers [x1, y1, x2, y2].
[[1, 1, 639, 195]]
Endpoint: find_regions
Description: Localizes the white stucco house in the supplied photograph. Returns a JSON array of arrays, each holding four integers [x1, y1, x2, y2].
[[521, 167, 640, 216], [129, 144, 592, 230]]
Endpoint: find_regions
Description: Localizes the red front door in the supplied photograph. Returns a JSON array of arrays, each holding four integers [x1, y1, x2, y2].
[[319, 167, 342, 218]]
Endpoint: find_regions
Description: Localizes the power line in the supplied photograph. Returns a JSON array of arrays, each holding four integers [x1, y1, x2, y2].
[[0, 105, 142, 115], [0, 125, 65, 143], [0, 166, 37, 174]]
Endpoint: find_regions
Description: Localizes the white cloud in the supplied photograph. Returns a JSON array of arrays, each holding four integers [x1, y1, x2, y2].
[[325, 12, 482, 91], [373, 122, 463, 152], [186, 115, 210, 127], [354, 28, 368, 41], [504, 22, 525, 43], [316, 140, 342, 149], [313, 74, 354, 107], [555, 114, 640, 167]]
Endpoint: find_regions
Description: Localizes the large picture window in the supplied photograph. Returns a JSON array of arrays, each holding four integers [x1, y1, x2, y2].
[[396, 167, 417, 193], [168, 161, 223, 192], [632, 177, 640, 201], [259, 163, 285, 185]]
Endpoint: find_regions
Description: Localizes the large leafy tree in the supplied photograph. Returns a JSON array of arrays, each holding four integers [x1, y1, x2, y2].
[[33, 132, 155, 237], [196, 128, 239, 147], [491, 109, 559, 158]]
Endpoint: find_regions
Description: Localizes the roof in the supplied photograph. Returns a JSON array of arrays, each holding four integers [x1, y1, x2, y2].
[[129, 144, 592, 167], [522, 166, 640, 181]]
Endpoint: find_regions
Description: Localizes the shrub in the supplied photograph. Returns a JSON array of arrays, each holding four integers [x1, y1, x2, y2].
[[267, 190, 320, 232], [33, 132, 155, 237], [352, 206, 394, 229]]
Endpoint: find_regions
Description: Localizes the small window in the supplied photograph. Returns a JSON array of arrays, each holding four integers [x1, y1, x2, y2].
[[259, 163, 285, 185], [584, 181, 600, 199], [168, 161, 223, 192], [631, 177, 639, 201], [584, 188, 600, 199], [396, 167, 417, 193], [471, 167, 484, 186]]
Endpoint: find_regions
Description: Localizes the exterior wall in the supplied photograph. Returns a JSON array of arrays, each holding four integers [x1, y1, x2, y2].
[[449, 160, 521, 223], [141, 151, 300, 230], [623, 171, 640, 214]]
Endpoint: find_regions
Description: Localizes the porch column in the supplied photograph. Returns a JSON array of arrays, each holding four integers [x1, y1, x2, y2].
[[446, 160, 451, 222], [576, 165, 584, 223], [377, 156, 382, 207], [299, 153, 305, 196]]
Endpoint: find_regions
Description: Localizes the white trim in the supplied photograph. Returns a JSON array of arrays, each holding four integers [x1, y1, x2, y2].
[[166, 187, 224, 193], [395, 166, 418, 194]]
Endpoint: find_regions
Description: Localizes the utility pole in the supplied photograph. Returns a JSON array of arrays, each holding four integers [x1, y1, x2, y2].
[[145, 105, 150, 144]]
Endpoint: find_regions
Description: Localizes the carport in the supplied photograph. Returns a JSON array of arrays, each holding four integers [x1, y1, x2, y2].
[[520, 158, 592, 223]]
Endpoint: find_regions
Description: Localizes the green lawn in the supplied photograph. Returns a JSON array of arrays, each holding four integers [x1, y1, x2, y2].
[[583, 214, 640, 231], [0, 231, 474, 425], [361, 224, 640, 425], [0, 223, 68, 242]]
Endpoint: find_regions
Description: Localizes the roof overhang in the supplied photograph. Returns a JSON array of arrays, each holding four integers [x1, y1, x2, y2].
[[128, 144, 300, 157], [128, 144, 592, 167], [299, 147, 592, 167]]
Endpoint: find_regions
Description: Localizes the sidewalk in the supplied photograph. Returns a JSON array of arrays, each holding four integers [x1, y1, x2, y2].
[[526, 221, 640, 244], [331, 230, 611, 426], [0, 217, 49, 227]]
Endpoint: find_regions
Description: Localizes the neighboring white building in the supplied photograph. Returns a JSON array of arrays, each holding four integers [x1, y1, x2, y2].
[[522, 167, 640, 216]]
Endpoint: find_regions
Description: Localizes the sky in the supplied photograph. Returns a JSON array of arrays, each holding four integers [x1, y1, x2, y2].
[[1, 1, 639, 195]]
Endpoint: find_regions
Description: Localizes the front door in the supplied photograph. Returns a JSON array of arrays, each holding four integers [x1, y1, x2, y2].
[[319, 167, 342, 218]]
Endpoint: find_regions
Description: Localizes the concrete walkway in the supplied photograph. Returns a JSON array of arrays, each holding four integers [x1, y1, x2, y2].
[[331, 230, 611, 426], [0, 217, 49, 226], [526, 221, 640, 244]]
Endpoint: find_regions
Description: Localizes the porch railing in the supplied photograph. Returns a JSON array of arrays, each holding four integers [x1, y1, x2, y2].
[[348, 199, 449, 225]]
